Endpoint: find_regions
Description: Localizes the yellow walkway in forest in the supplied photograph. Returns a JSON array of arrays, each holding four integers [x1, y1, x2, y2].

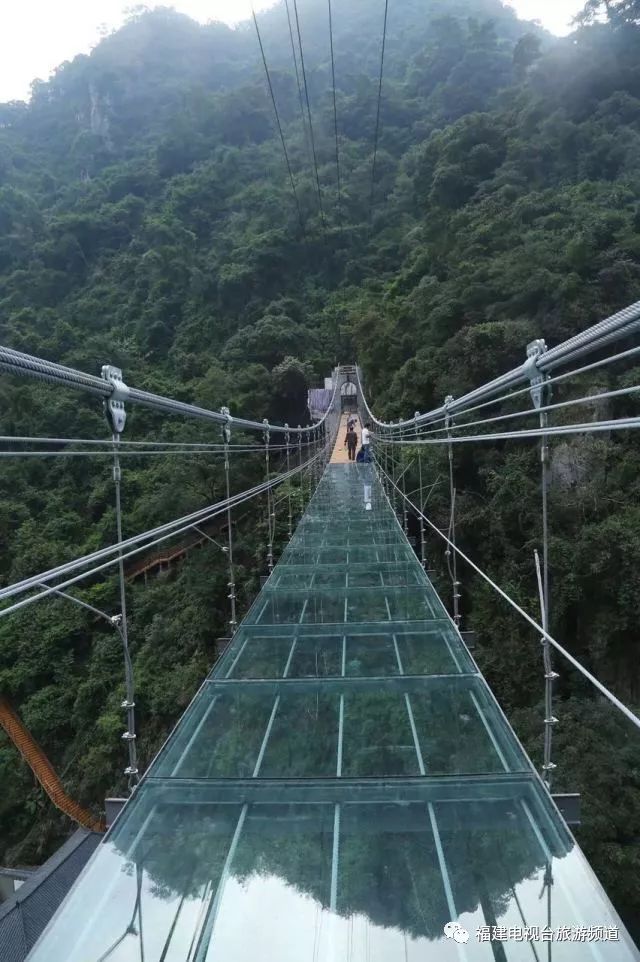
[[0, 697, 105, 831], [330, 413, 361, 463]]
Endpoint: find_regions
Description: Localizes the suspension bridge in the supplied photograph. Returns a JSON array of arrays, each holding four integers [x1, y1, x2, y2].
[[1, 302, 640, 960]]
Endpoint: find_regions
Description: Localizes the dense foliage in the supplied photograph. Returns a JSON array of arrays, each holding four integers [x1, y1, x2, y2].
[[1, 0, 640, 933]]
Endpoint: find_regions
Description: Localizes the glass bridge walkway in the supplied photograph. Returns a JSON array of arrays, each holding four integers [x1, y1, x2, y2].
[[30, 464, 638, 961]]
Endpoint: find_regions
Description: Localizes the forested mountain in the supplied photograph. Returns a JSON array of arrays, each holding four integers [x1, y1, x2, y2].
[[1, 0, 640, 933]]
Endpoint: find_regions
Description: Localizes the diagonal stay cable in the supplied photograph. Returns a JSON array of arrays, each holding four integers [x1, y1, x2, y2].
[[252, 7, 306, 238], [377, 458, 640, 733]]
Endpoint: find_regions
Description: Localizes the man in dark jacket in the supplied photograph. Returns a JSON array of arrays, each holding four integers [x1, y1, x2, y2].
[[345, 425, 358, 460]]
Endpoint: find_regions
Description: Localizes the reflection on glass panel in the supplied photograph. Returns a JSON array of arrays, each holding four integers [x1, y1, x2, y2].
[[345, 635, 399, 676], [28, 461, 640, 962], [226, 635, 294, 679], [287, 635, 343, 677], [258, 693, 339, 777], [30, 779, 639, 962], [149, 677, 526, 780], [151, 688, 275, 778], [342, 690, 422, 776]]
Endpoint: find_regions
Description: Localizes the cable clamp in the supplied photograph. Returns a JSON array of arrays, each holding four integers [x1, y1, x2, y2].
[[101, 365, 128, 433], [220, 406, 232, 444], [121, 699, 135, 710], [121, 731, 136, 742], [545, 670, 559, 680], [544, 716, 559, 726], [542, 761, 557, 771], [525, 339, 549, 410]]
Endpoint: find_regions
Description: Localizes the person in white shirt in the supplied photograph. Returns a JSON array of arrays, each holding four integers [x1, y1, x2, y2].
[[361, 423, 371, 462]]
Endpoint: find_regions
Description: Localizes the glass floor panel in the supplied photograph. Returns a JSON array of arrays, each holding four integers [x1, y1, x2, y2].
[[287, 530, 407, 548], [216, 621, 476, 680], [279, 543, 416, 565], [148, 676, 529, 779], [244, 586, 445, 625], [268, 562, 427, 590], [30, 777, 639, 962], [29, 463, 639, 960]]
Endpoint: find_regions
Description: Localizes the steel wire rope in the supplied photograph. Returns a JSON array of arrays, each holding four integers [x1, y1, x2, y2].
[[0, 443, 328, 606], [408, 383, 640, 439], [0, 447, 306, 459], [0, 435, 316, 450], [291, 0, 326, 228], [355, 301, 640, 431], [0, 443, 331, 618], [372, 415, 640, 446], [327, 0, 342, 219], [368, 0, 390, 224], [376, 458, 640, 733], [284, 0, 313, 167], [0, 344, 339, 436], [414, 342, 640, 432], [252, 7, 307, 239]]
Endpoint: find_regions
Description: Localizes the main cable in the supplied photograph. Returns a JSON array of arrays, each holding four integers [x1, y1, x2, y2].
[[327, 0, 342, 219], [252, 7, 306, 238], [284, 0, 313, 173], [292, 0, 326, 229], [411, 383, 640, 439], [0, 345, 339, 435], [368, 0, 389, 224]]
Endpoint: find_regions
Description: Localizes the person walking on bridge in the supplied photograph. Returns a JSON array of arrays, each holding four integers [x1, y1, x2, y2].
[[345, 423, 358, 461], [362, 422, 372, 462]]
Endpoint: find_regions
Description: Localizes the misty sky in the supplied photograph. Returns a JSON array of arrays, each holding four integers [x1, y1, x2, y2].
[[0, 0, 584, 103]]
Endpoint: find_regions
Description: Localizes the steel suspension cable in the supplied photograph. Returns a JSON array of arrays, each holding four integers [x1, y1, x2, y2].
[[356, 301, 640, 431], [409, 343, 640, 435], [284, 0, 312, 169], [0, 345, 338, 436], [327, 0, 342, 219], [374, 415, 640, 446], [368, 0, 389, 223], [292, 0, 326, 228], [252, 7, 306, 237], [411, 383, 640, 439]]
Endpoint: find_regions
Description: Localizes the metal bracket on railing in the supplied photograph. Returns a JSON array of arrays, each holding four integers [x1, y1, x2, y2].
[[525, 339, 548, 411], [284, 424, 293, 539], [444, 395, 461, 627], [415, 411, 427, 569], [101, 365, 129, 435], [221, 406, 237, 633], [220, 405, 232, 445]]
